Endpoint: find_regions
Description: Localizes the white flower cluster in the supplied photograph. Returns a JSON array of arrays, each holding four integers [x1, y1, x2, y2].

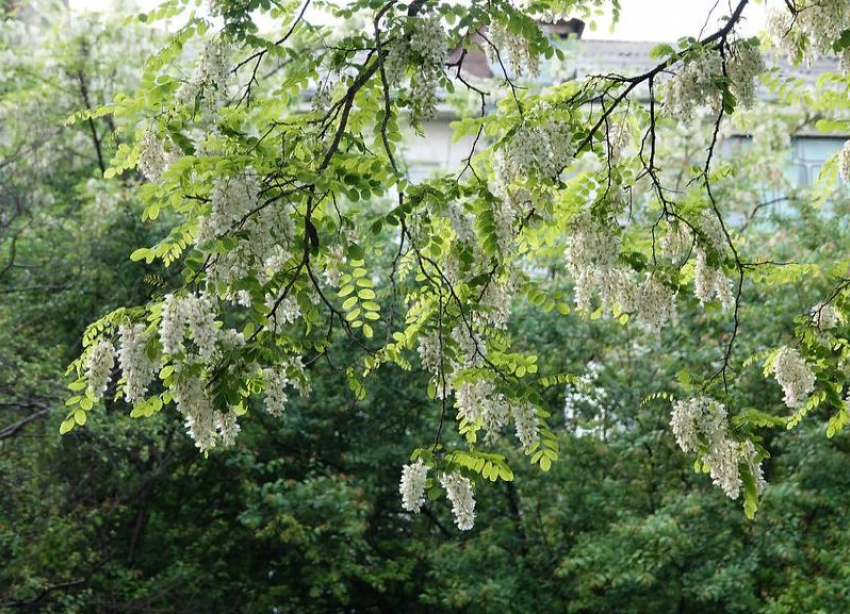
[[451, 325, 480, 367], [183, 292, 220, 361], [440, 471, 475, 530], [662, 214, 733, 309], [263, 367, 290, 418], [86, 337, 115, 399], [443, 203, 491, 284], [565, 212, 631, 313], [197, 171, 295, 288], [400, 459, 428, 513], [476, 276, 517, 329], [769, 346, 816, 408], [491, 121, 573, 243], [217, 409, 240, 447], [497, 121, 574, 183], [699, 211, 727, 254], [407, 14, 447, 120], [386, 13, 446, 120], [172, 371, 238, 452], [158, 292, 220, 360], [159, 294, 184, 356], [567, 214, 679, 328], [664, 44, 764, 121], [511, 403, 540, 451], [811, 301, 841, 331], [839, 140, 850, 183], [694, 249, 734, 309], [485, 22, 539, 78], [261, 359, 310, 418], [455, 377, 514, 442], [768, 2, 850, 66], [660, 221, 692, 262], [418, 322, 537, 451], [118, 323, 157, 405], [766, 8, 796, 61], [635, 275, 676, 332], [670, 397, 765, 499], [417, 332, 442, 375], [664, 49, 723, 121], [138, 128, 176, 182], [177, 37, 231, 112], [197, 172, 258, 244], [265, 293, 301, 332], [725, 44, 766, 108]]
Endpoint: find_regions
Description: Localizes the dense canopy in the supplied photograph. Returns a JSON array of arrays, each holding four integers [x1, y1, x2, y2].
[[4, 0, 850, 610]]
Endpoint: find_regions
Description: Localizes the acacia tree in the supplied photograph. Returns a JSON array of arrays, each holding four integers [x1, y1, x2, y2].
[[63, 0, 850, 526]]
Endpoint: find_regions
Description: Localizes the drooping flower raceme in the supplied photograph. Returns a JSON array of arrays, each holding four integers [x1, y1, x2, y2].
[[138, 128, 174, 182], [216, 409, 240, 447], [811, 301, 840, 331], [172, 371, 218, 452], [565, 212, 632, 313], [485, 22, 539, 78], [400, 459, 428, 513], [407, 14, 447, 120], [177, 37, 231, 112], [159, 293, 185, 356], [839, 140, 850, 183], [85, 337, 115, 399], [694, 249, 734, 309], [118, 323, 157, 404], [454, 377, 512, 442], [262, 366, 291, 418], [768, 1, 850, 66], [670, 396, 764, 500], [664, 49, 723, 122], [664, 44, 764, 121], [706, 437, 743, 499], [635, 275, 676, 332], [265, 294, 301, 331], [496, 121, 574, 183], [195, 170, 295, 289], [440, 471, 476, 530], [511, 403, 540, 451], [385, 12, 446, 121], [769, 346, 816, 408], [417, 332, 442, 375], [671, 396, 727, 453], [183, 292, 220, 362], [725, 44, 766, 108]]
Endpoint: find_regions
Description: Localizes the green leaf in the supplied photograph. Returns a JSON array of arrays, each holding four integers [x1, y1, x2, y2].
[[130, 248, 151, 262], [833, 29, 850, 53]]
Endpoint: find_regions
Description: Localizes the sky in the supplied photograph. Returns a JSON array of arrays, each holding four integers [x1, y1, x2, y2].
[[582, 0, 770, 42], [67, 0, 773, 42]]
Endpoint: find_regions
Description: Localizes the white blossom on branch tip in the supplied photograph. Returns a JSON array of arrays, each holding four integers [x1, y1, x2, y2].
[[400, 459, 428, 513], [85, 337, 115, 399], [118, 323, 157, 405], [440, 471, 475, 531], [769, 346, 816, 408]]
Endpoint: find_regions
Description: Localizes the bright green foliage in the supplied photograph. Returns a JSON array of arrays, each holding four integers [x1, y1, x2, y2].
[[49, 0, 850, 521], [4, 0, 850, 609]]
